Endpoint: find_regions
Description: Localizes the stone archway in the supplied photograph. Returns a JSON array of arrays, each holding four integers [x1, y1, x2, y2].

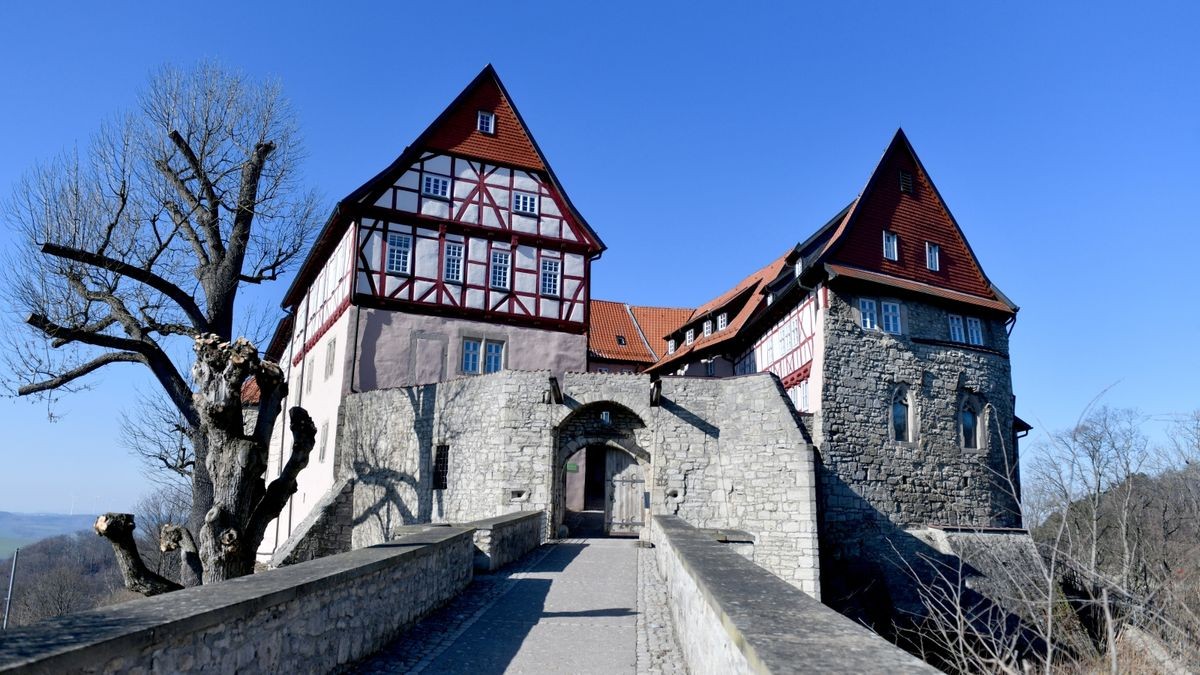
[[553, 403, 649, 538]]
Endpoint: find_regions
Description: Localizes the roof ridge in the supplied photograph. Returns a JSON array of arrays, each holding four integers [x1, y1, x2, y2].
[[624, 303, 658, 360]]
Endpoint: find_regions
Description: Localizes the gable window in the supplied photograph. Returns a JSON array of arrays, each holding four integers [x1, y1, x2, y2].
[[540, 258, 560, 296], [891, 386, 912, 442], [477, 110, 495, 134], [859, 299, 877, 330], [961, 401, 980, 449], [433, 444, 449, 490], [966, 317, 984, 346], [512, 191, 539, 215], [490, 250, 511, 290], [422, 174, 450, 199], [948, 314, 965, 342], [667, 339, 676, 354], [324, 338, 337, 380], [443, 242, 464, 283], [703, 320, 713, 337], [926, 242, 940, 271], [717, 313, 728, 330], [899, 170, 914, 194], [685, 329, 695, 345], [318, 421, 329, 462], [616, 335, 627, 346], [386, 233, 412, 274], [883, 231, 899, 261], [882, 301, 902, 334]]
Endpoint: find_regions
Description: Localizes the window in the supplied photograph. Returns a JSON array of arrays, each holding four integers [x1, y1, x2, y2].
[[883, 231, 899, 261], [703, 320, 713, 337], [324, 338, 337, 380], [882, 302, 902, 334], [600, 410, 612, 425], [685, 329, 695, 345], [966, 317, 984, 345], [512, 191, 538, 215], [386, 233, 412, 274], [462, 338, 481, 374], [799, 379, 809, 412], [318, 422, 329, 462], [899, 170, 914, 194], [615, 335, 627, 346], [717, 313, 728, 330], [595, 367, 610, 373], [540, 258, 560, 296], [961, 402, 980, 449], [433, 444, 449, 490], [305, 357, 314, 394], [667, 339, 676, 354], [484, 341, 504, 373], [444, 242, 464, 283], [859, 299, 877, 330], [422, 174, 450, 199], [477, 110, 495, 134], [705, 360, 716, 377], [892, 387, 911, 442], [926, 242, 940, 271], [948, 315, 965, 342], [490, 250, 510, 289]]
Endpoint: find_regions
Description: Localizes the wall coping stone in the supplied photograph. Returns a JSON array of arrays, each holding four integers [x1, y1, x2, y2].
[[654, 516, 937, 674], [0, 527, 474, 673], [457, 510, 542, 531]]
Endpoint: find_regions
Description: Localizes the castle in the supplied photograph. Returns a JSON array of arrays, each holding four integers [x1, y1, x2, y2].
[[252, 65, 1031, 619]]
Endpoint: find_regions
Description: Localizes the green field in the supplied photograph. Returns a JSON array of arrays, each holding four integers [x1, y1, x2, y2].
[[0, 536, 33, 560]]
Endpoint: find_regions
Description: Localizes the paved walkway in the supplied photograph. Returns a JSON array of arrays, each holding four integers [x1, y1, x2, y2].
[[352, 538, 684, 674]]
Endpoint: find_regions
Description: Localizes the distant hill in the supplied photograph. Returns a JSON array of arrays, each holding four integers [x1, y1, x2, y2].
[[0, 512, 97, 557]]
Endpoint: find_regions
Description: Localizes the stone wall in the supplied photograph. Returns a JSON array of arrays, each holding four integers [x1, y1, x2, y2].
[[336, 370, 821, 596], [463, 511, 544, 571], [0, 528, 474, 674], [269, 477, 356, 568], [650, 516, 937, 674]]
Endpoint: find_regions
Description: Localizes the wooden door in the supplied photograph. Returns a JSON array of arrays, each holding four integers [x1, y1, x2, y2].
[[604, 450, 644, 536]]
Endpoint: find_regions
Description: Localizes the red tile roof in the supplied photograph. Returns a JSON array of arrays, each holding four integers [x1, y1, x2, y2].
[[589, 300, 692, 364], [424, 74, 545, 171], [241, 378, 261, 406], [825, 264, 1016, 313]]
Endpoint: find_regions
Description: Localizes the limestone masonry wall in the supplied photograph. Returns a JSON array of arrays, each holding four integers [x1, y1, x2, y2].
[[269, 476, 355, 567], [464, 510, 544, 571], [0, 528, 474, 674]]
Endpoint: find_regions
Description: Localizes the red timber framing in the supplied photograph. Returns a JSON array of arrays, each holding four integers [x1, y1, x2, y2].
[[735, 294, 817, 388]]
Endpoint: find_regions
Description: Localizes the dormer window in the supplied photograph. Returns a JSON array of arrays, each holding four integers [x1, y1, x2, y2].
[[703, 320, 713, 337], [616, 335, 627, 346], [717, 313, 728, 330], [899, 170, 914, 194], [926, 242, 940, 271], [513, 192, 539, 215], [423, 174, 450, 199], [477, 110, 495, 134], [883, 231, 899, 261], [685, 329, 695, 345], [667, 339, 676, 354]]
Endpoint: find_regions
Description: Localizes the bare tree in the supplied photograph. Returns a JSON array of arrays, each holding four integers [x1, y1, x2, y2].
[[3, 62, 320, 591]]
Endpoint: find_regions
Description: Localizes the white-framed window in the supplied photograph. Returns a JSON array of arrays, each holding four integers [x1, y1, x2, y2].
[[477, 110, 495, 134], [324, 338, 337, 380], [490, 250, 510, 290], [705, 360, 716, 377], [948, 314, 965, 342], [386, 233, 412, 274], [703, 320, 713, 337], [462, 338, 505, 374], [667, 339, 676, 354], [422, 174, 450, 199], [966, 317, 984, 346], [882, 301, 902, 334], [883, 231, 899, 261], [799, 379, 809, 412], [859, 299, 877, 330], [443, 242, 464, 283], [318, 421, 329, 462], [717, 313, 728, 330], [685, 329, 695, 345], [305, 357, 314, 394], [512, 191, 539, 215], [926, 242, 940, 271], [540, 258, 560, 296]]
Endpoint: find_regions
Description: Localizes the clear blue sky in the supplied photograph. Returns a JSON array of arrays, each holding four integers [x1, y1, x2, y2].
[[1, 2, 1197, 513]]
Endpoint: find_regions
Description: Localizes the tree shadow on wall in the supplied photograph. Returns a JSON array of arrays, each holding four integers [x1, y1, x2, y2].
[[659, 396, 719, 438]]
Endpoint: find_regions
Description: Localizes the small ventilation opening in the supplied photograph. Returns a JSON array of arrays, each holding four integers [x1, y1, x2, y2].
[[615, 335, 627, 346], [899, 170, 914, 194]]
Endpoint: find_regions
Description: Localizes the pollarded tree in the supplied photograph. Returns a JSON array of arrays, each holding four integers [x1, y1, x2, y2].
[[3, 62, 321, 591]]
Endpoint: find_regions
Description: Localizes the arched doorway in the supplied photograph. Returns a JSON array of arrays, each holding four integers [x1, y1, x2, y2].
[[554, 403, 649, 538]]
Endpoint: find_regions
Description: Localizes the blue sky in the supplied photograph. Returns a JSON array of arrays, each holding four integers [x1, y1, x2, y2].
[[1, 2, 1197, 513]]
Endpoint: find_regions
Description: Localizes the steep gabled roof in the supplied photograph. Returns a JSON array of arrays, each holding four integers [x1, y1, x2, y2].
[[629, 305, 693, 359], [589, 300, 692, 364], [807, 129, 1016, 314], [282, 65, 604, 308]]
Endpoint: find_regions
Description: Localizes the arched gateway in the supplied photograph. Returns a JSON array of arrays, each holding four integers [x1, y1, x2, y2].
[[553, 402, 650, 537]]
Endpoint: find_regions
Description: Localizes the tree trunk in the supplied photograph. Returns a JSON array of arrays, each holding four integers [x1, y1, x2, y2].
[[94, 514, 182, 596]]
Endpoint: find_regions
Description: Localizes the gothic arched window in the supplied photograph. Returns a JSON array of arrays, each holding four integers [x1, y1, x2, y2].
[[891, 386, 911, 442], [961, 396, 984, 449]]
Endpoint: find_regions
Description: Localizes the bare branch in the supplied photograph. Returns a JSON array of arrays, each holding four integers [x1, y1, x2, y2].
[[94, 513, 182, 596], [17, 350, 143, 395]]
